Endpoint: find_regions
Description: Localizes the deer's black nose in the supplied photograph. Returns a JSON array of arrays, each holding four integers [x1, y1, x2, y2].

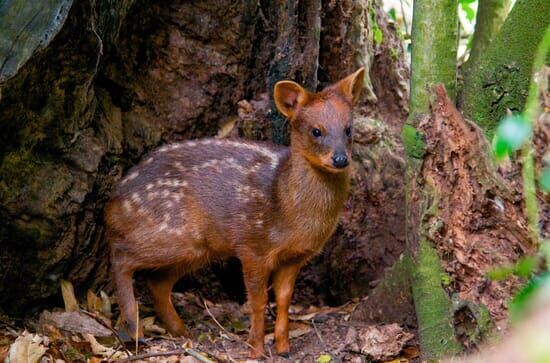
[[332, 154, 349, 168]]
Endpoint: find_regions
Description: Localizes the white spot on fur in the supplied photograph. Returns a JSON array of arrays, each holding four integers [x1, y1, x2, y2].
[[225, 140, 280, 169], [146, 183, 154, 191], [123, 200, 132, 212], [131, 192, 141, 203]]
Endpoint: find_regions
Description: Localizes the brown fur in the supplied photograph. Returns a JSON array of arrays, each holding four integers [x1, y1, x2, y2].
[[105, 68, 365, 357]]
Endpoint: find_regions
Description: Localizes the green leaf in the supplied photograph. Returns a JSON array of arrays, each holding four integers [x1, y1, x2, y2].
[[388, 8, 397, 22], [514, 256, 537, 278], [509, 272, 550, 322], [487, 256, 537, 281], [540, 167, 550, 192], [316, 354, 332, 363], [460, 2, 475, 22], [492, 114, 532, 161]]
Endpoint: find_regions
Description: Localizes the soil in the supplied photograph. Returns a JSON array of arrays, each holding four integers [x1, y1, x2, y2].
[[0, 290, 420, 363]]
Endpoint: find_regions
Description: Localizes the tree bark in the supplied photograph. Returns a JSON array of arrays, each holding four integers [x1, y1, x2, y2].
[[405, 0, 461, 359], [461, 0, 512, 80], [0, 0, 410, 317], [461, 0, 550, 136], [408, 0, 459, 121], [408, 86, 535, 359]]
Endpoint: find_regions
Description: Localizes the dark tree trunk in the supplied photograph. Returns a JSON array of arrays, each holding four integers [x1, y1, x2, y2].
[[0, 0, 409, 316]]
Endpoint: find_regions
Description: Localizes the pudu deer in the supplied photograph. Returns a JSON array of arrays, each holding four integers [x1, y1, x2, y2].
[[105, 68, 365, 357]]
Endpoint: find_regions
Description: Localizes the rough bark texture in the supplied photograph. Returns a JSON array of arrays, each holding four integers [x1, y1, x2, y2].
[[0, 0, 410, 316], [0, 0, 74, 83], [408, 0, 458, 121], [461, 0, 550, 136], [461, 0, 512, 81], [405, 0, 461, 359], [416, 86, 535, 349]]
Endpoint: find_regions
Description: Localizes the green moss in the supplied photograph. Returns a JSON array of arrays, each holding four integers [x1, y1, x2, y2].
[[412, 237, 461, 360], [409, 0, 459, 120], [461, 0, 550, 136], [402, 124, 426, 159]]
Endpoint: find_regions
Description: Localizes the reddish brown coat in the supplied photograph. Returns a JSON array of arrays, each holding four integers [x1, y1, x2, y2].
[[105, 68, 365, 357]]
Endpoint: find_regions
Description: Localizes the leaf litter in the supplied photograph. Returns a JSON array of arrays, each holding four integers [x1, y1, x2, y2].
[[0, 280, 418, 362]]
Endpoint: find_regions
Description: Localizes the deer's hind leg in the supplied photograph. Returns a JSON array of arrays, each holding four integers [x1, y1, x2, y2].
[[146, 264, 187, 336], [113, 265, 144, 339]]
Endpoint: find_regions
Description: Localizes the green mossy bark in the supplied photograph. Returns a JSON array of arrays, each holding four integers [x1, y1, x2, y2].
[[462, 0, 512, 79], [412, 237, 460, 358], [409, 0, 458, 120], [461, 0, 550, 136], [405, 0, 461, 359]]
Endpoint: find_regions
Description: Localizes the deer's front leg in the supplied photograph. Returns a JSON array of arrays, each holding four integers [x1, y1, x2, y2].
[[242, 262, 270, 358], [272, 263, 302, 355]]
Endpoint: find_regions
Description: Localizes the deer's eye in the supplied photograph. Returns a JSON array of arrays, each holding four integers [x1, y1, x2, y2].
[[312, 128, 322, 138], [345, 127, 352, 136]]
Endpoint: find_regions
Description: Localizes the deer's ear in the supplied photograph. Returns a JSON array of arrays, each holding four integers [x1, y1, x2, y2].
[[334, 67, 365, 104], [274, 81, 310, 119]]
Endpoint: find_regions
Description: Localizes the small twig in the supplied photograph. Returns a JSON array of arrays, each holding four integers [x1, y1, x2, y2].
[[134, 308, 139, 355], [202, 299, 272, 362], [311, 319, 327, 352], [115, 348, 214, 363], [81, 310, 132, 356], [220, 340, 238, 363]]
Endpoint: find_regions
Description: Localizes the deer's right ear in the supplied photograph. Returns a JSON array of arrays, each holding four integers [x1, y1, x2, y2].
[[274, 81, 309, 119]]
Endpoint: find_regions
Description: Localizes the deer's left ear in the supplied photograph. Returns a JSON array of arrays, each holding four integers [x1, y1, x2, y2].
[[334, 67, 365, 104]]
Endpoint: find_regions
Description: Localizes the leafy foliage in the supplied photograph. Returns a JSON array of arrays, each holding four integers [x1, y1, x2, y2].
[[459, 0, 476, 22], [509, 272, 550, 322], [491, 114, 532, 160]]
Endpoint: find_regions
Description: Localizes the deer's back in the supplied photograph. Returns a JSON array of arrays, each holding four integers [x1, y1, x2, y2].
[[105, 138, 288, 270]]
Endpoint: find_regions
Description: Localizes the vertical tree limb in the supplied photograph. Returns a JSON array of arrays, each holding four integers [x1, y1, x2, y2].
[[461, 0, 550, 136], [461, 0, 512, 79], [405, 0, 461, 359], [408, 0, 459, 121]]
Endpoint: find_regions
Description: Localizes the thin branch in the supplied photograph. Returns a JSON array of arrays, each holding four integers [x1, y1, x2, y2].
[[311, 319, 327, 352], [81, 310, 132, 356], [115, 348, 214, 363], [202, 299, 273, 362]]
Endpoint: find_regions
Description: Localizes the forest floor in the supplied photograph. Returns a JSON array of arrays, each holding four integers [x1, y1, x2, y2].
[[0, 286, 420, 363]]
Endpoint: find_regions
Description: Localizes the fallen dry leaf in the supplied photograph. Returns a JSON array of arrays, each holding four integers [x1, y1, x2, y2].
[[60, 280, 79, 312], [39, 311, 112, 337], [402, 346, 419, 359], [141, 316, 167, 335], [5, 331, 48, 363], [216, 116, 238, 139], [264, 322, 312, 344], [358, 324, 414, 361], [87, 290, 102, 312], [99, 291, 112, 318], [83, 333, 127, 360]]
